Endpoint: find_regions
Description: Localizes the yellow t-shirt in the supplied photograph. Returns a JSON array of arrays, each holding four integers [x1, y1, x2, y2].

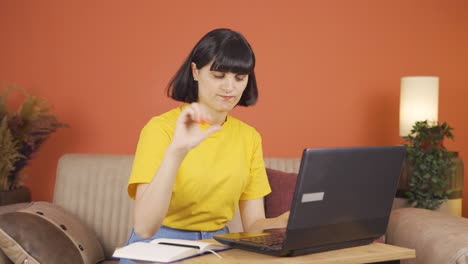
[[127, 106, 271, 231]]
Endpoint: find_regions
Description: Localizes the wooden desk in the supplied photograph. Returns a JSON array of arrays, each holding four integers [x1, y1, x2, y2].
[[139, 242, 415, 264]]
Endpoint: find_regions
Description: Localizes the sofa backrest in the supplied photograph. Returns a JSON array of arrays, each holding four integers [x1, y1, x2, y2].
[[52, 154, 301, 259]]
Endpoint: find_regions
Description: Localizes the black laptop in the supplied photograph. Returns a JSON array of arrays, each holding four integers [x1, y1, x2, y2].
[[214, 146, 405, 257]]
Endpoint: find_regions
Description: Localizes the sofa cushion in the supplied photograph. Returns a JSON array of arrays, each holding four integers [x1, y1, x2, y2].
[[387, 207, 468, 264], [264, 168, 298, 218], [0, 201, 104, 264]]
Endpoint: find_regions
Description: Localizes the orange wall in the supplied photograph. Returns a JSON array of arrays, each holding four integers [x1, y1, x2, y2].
[[1, 1, 467, 215]]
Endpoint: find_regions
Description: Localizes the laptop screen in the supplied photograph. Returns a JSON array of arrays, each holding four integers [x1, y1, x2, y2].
[[284, 146, 405, 250], [214, 145, 405, 257]]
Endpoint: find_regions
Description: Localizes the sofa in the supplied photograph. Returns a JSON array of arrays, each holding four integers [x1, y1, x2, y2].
[[0, 154, 467, 263]]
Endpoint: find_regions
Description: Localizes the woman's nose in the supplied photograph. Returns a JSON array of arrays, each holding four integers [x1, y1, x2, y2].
[[223, 77, 236, 92]]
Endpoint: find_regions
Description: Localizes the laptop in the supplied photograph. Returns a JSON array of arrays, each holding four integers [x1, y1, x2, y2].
[[214, 145, 405, 257]]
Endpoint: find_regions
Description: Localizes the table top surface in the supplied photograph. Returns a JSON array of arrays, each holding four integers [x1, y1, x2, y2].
[[138, 241, 415, 264]]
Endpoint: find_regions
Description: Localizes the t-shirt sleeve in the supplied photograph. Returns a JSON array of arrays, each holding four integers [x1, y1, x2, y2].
[[127, 118, 172, 199], [239, 131, 272, 200]]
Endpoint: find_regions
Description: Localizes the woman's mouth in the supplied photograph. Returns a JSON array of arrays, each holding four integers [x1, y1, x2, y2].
[[219, 95, 235, 100]]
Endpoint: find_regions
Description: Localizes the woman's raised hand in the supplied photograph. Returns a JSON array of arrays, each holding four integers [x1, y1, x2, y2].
[[170, 103, 222, 152]]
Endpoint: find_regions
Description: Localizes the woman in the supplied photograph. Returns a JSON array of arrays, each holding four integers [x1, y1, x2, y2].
[[123, 28, 289, 256]]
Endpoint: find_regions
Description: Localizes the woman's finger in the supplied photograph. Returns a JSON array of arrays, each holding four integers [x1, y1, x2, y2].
[[180, 105, 196, 124], [194, 103, 213, 124], [189, 103, 203, 123]]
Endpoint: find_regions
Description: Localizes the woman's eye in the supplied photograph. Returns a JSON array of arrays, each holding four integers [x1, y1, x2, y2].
[[236, 76, 246, 81], [213, 74, 225, 79]]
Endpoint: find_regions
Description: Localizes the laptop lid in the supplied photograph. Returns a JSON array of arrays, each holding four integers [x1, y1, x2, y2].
[[282, 145, 405, 253], [214, 145, 405, 256]]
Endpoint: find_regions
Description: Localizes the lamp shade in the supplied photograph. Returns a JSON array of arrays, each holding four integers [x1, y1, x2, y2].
[[399, 76, 439, 137]]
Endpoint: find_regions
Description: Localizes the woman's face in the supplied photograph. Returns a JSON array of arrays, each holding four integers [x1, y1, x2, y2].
[[191, 62, 248, 114]]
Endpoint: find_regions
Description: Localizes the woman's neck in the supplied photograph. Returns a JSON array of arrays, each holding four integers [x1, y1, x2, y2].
[[210, 111, 228, 126]]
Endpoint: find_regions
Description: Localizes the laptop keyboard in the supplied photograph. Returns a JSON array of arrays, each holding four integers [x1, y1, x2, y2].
[[239, 233, 285, 247]]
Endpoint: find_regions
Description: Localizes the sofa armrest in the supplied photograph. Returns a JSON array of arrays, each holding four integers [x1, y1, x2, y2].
[[386, 208, 468, 264]]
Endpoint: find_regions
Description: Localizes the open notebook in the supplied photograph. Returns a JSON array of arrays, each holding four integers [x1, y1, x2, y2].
[[112, 238, 229, 263]]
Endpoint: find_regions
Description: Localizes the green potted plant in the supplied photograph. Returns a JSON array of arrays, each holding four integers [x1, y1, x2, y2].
[[0, 86, 67, 205], [404, 120, 456, 210]]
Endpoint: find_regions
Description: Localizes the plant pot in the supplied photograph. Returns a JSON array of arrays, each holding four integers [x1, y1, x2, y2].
[[0, 186, 31, 206]]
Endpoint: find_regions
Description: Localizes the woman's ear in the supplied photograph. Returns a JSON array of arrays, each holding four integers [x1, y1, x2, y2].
[[191, 62, 199, 81]]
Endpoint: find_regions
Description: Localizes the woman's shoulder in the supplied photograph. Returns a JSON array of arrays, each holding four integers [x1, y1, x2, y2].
[[144, 107, 182, 130]]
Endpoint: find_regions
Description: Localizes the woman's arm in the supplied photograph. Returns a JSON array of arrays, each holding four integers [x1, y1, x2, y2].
[[239, 198, 289, 232], [133, 145, 188, 239], [133, 103, 221, 239]]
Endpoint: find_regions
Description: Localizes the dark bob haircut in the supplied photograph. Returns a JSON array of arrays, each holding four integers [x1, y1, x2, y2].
[[167, 28, 258, 106]]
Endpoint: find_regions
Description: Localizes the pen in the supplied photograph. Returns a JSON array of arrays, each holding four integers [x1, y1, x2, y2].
[[158, 242, 200, 249]]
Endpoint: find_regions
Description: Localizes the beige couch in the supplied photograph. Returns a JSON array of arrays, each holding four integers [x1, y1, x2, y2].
[[1, 154, 468, 263], [9, 154, 300, 263], [387, 208, 468, 264]]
